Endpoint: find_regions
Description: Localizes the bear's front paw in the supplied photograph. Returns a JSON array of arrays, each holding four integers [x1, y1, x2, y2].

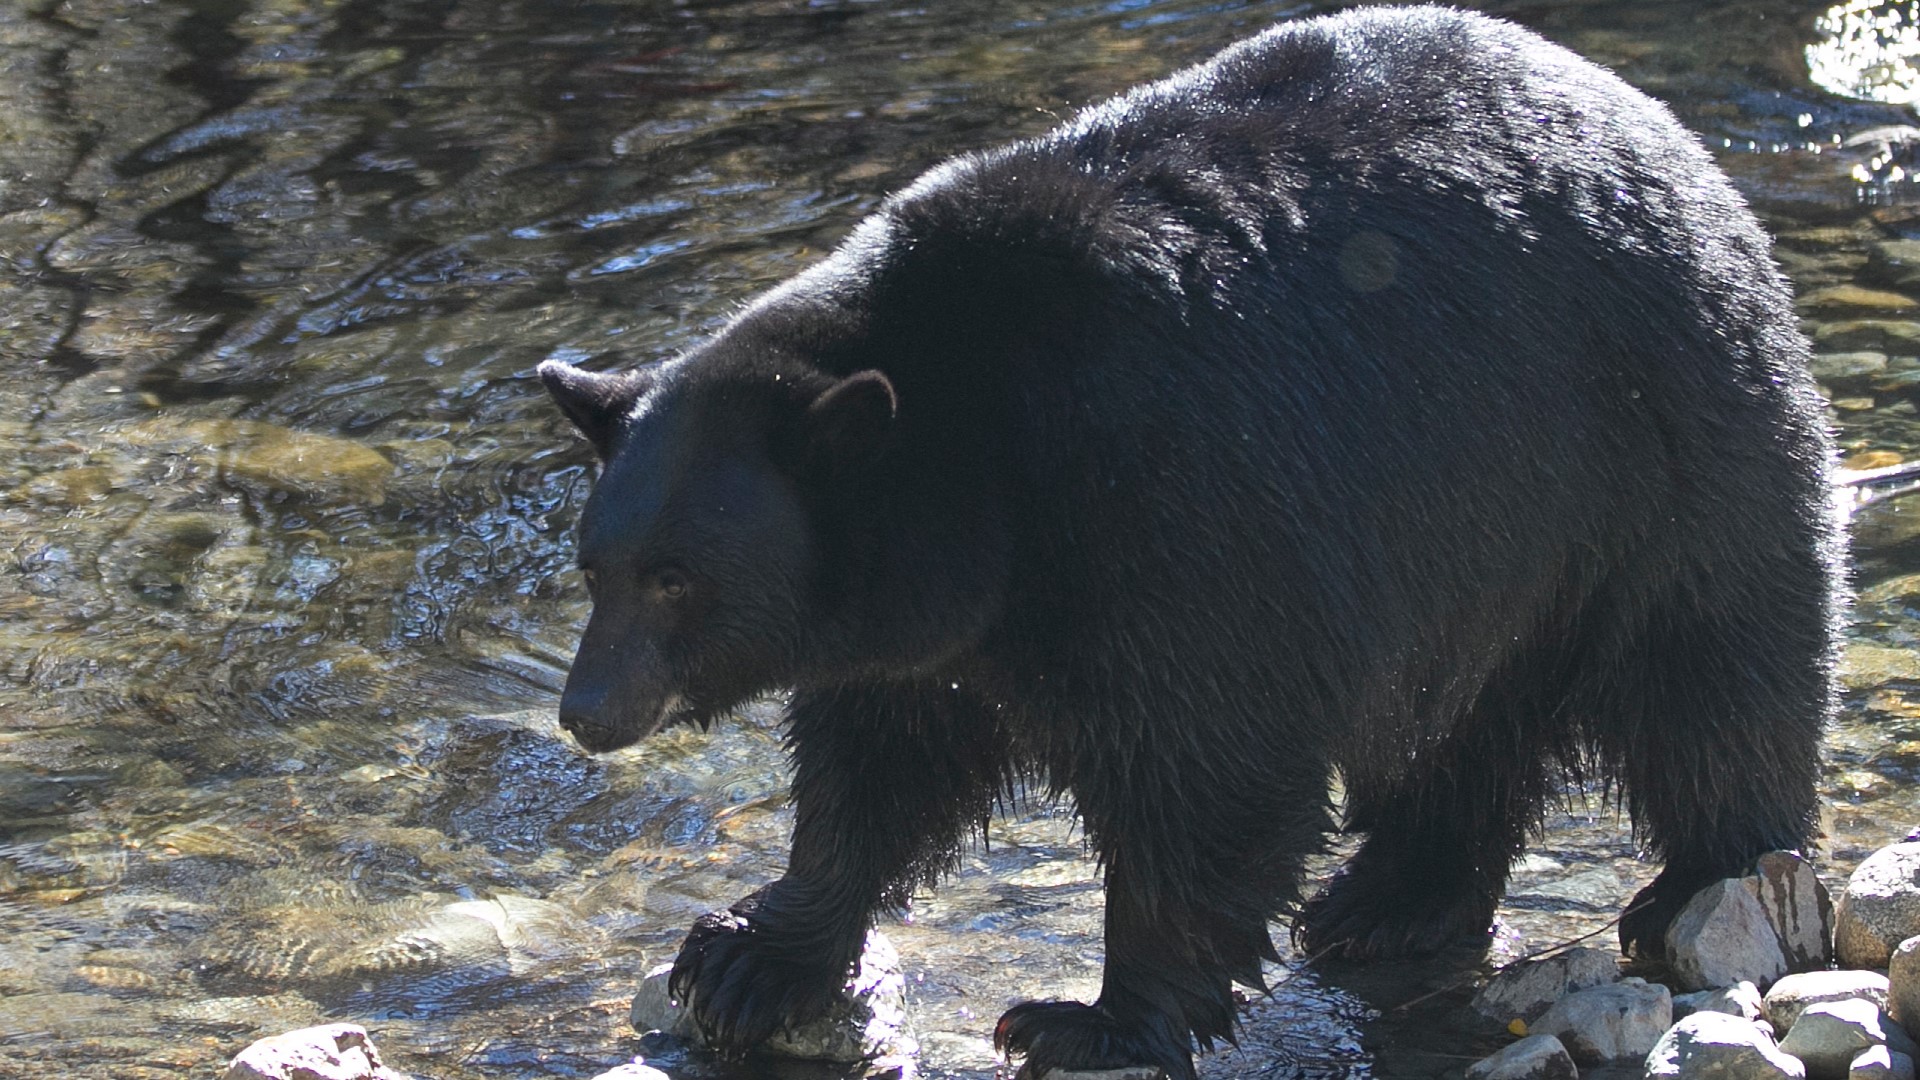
[[994, 999, 1195, 1080], [668, 886, 860, 1054]]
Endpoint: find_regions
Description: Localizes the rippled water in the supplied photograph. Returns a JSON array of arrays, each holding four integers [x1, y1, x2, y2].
[[7, 0, 1920, 1077]]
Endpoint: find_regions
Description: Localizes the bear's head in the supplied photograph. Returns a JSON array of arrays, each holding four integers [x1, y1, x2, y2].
[[537, 354, 897, 752]]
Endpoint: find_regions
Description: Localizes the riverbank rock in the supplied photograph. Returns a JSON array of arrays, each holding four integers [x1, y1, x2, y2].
[[1837, 844, 1920, 969], [223, 1024, 406, 1080], [1465, 1033, 1578, 1080], [1749, 851, 1837, 972], [1778, 1000, 1917, 1080], [1674, 981, 1767, 1025], [1851, 1045, 1917, 1080], [587, 1063, 670, 1080], [1644, 1011, 1806, 1080], [630, 930, 914, 1063], [1890, 937, 1920, 1028], [1532, 977, 1672, 1063], [1668, 879, 1789, 991], [1768, 972, 1893, 1033], [1471, 948, 1621, 1025]]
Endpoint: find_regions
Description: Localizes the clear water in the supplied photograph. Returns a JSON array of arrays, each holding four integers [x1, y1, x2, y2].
[[4, 0, 1920, 1076]]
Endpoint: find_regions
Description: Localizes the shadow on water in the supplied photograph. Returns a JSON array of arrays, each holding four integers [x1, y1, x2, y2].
[[6, 0, 1920, 1076]]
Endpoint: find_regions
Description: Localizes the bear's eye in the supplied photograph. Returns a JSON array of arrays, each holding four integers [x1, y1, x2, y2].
[[655, 569, 689, 600]]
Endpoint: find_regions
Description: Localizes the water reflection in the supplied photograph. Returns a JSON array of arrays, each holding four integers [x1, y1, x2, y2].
[[4, 0, 1920, 1077]]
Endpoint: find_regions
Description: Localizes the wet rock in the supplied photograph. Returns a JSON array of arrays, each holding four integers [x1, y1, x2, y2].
[[587, 1063, 671, 1080], [1531, 977, 1671, 1063], [1838, 844, 1920, 969], [1778, 1000, 1917, 1080], [1815, 351, 1895, 380], [1465, 1033, 1578, 1080], [1674, 981, 1768, 1025], [1891, 938, 1920, 1029], [631, 930, 914, 1063], [122, 417, 393, 506], [1767, 972, 1892, 1034], [1852, 1045, 1918, 1080], [223, 1024, 406, 1080], [1668, 878, 1789, 991], [1748, 851, 1836, 973], [1867, 240, 1920, 289], [1644, 1011, 1806, 1080], [1802, 286, 1920, 315], [1470, 946, 1621, 1024]]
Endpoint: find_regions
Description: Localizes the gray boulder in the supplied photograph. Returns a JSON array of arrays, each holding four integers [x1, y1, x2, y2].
[[1851, 1046, 1918, 1080], [1532, 977, 1672, 1063], [1470, 947, 1621, 1025], [1778, 1000, 1916, 1080], [630, 930, 915, 1063], [1465, 1034, 1578, 1080], [1748, 851, 1836, 973], [1767, 972, 1893, 1033], [1668, 879, 1789, 992], [223, 1025, 407, 1080], [1837, 844, 1920, 969], [1643, 1011, 1806, 1080], [1675, 982, 1768, 1026], [587, 1064, 671, 1080], [1889, 937, 1920, 1029]]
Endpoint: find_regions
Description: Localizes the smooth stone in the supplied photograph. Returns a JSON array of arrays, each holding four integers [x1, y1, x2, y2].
[[1465, 1033, 1578, 1080], [1470, 946, 1621, 1024], [224, 1024, 407, 1080], [1890, 937, 1920, 1029], [1532, 977, 1672, 1063], [1748, 852, 1837, 973], [1838, 844, 1920, 969], [1675, 981, 1768, 1025], [588, 1064, 671, 1080], [1779, 1000, 1917, 1080], [1852, 1046, 1918, 1080], [1668, 879, 1789, 991], [1644, 1011, 1807, 1080], [1768, 973, 1894, 1034], [631, 930, 915, 1063], [1802, 285, 1920, 314]]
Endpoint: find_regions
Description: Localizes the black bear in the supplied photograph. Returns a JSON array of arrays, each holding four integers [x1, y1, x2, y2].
[[538, 7, 1840, 1078]]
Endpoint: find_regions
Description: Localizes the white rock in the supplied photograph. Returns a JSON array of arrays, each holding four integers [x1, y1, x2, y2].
[[1749, 851, 1837, 973], [630, 930, 915, 1063], [1644, 1011, 1807, 1080], [1531, 977, 1672, 1063], [224, 1024, 406, 1080], [1837, 844, 1920, 969], [1779, 1000, 1912, 1080], [1470, 947, 1620, 1024], [1465, 1033, 1578, 1080], [1767, 972, 1894, 1033], [1851, 1045, 1918, 1080], [588, 1063, 671, 1080], [1889, 937, 1920, 1029], [1675, 982, 1769, 1025], [1668, 879, 1790, 992]]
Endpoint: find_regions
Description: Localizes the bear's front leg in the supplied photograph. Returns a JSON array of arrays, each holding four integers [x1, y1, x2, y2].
[[668, 682, 1008, 1055]]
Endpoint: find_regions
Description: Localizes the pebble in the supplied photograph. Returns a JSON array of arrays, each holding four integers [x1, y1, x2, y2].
[[223, 1024, 407, 1080], [1465, 1033, 1578, 1080], [1644, 1011, 1807, 1080], [1768, 972, 1892, 1034], [1778, 1000, 1917, 1080], [1837, 844, 1920, 969], [1531, 977, 1671, 1063], [1852, 1045, 1918, 1080], [1749, 851, 1837, 973], [1675, 981, 1768, 1025], [1470, 947, 1621, 1024], [1667, 879, 1789, 992], [630, 930, 915, 1063]]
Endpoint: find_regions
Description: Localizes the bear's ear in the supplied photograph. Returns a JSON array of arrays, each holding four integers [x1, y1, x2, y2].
[[806, 370, 897, 474], [539, 359, 654, 460]]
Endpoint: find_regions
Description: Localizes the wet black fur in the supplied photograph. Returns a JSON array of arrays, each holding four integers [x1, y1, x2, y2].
[[541, 8, 1840, 1078]]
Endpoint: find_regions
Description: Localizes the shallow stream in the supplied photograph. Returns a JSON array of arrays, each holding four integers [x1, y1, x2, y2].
[[7, 0, 1920, 1077]]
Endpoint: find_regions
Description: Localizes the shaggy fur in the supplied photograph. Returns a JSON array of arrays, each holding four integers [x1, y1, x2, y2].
[[540, 8, 1841, 1078]]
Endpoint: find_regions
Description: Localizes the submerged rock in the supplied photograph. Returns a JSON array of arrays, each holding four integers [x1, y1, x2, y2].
[[1470, 947, 1620, 1025], [1837, 844, 1920, 969], [1644, 1011, 1806, 1080], [223, 1024, 406, 1080], [1667, 879, 1789, 992], [1531, 977, 1671, 1063], [1465, 1033, 1578, 1080], [631, 930, 915, 1064]]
